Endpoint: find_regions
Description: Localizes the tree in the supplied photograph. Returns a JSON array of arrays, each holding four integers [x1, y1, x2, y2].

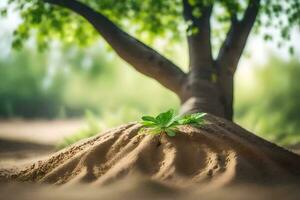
[[2, 0, 299, 121]]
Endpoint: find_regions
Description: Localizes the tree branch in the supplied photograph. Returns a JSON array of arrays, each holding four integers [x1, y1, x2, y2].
[[215, 0, 261, 120], [44, 0, 186, 94], [182, 0, 213, 80], [217, 0, 261, 75]]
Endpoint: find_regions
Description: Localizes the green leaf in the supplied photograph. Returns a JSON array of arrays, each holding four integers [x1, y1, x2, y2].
[[140, 110, 206, 137], [7, 0, 300, 53], [0, 9, 7, 17], [188, 0, 197, 6], [141, 116, 157, 123], [166, 129, 176, 137], [141, 121, 157, 127], [192, 8, 202, 18], [289, 46, 294, 55], [193, 112, 207, 119], [178, 112, 206, 125], [156, 109, 175, 126]]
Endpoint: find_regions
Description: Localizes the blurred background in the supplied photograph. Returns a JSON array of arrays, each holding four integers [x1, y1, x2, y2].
[[0, 2, 300, 161]]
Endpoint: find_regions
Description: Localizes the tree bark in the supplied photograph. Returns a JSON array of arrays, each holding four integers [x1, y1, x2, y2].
[[45, 0, 261, 121], [180, 0, 260, 120], [216, 0, 261, 120], [182, 0, 213, 79], [180, 0, 226, 118]]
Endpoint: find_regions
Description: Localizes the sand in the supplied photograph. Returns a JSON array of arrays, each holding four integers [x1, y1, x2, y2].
[[1, 114, 300, 198]]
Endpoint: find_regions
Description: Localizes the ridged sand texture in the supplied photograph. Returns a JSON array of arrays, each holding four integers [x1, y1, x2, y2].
[[2, 114, 300, 188]]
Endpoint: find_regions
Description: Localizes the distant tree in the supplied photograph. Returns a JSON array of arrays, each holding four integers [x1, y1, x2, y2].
[[2, 0, 299, 120]]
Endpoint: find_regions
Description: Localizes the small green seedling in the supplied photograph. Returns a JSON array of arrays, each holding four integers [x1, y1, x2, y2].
[[177, 112, 206, 127], [140, 109, 206, 137]]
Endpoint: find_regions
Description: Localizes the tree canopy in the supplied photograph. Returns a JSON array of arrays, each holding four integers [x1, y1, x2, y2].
[[1, 0, 299, 53]]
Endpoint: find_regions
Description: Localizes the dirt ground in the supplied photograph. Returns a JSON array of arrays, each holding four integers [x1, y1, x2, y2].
[[1, 119, 299, 167], [0, 119, 85, 167], [1, 119, 300, 200], [2, 119, 300, 162]]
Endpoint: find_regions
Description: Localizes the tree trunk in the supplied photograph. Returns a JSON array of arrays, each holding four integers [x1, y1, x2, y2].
[[178, 0, 260, 121], [45, 0, 259, 122], [178, 71, 232, 120]]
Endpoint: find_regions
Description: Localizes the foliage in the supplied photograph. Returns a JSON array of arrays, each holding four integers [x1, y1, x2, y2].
[[0, 50, 64, 118], [140, 109, 206, 137], [178, 112, 207, 126], [1, 0, 299, 53], [235, 57, 300, 145], [0, 45, 179, 119], [0, 46, 113, 118]]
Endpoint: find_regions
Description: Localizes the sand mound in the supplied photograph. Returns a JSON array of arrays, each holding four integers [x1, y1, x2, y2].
[[1, 115, 300, 188], [1, 178, 300, 200]]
